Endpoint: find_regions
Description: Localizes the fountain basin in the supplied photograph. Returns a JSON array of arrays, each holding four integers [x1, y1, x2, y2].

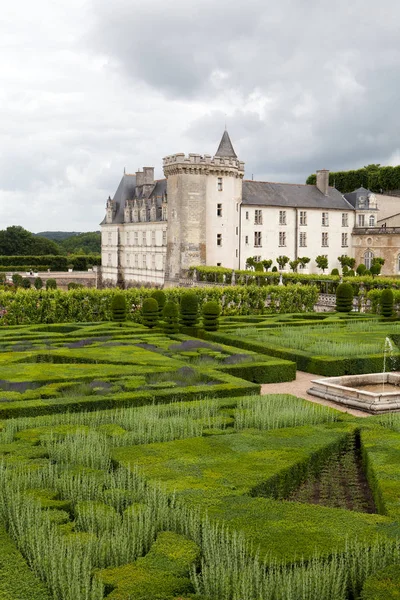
[[308, 373, 400, 414]]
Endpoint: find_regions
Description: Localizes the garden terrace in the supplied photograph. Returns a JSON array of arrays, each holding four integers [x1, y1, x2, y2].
[[0, 322, 299, 417], [204, 315, 400, 376], [0, 393, 399, 599]]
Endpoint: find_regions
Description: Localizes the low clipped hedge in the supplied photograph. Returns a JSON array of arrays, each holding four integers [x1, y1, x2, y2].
[[0, 525, 51, 600], [201, 331, 399, 376], [218, 359, 296, 383], [97, 531, 200, 600], [361, 564, 400, 599]]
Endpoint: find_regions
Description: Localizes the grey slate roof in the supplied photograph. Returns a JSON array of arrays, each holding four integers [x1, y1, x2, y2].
[[100, 175, 167, 225], [343, 187, 371, 208], [215, 130, 237, 158], [242, 181, 354, 210]]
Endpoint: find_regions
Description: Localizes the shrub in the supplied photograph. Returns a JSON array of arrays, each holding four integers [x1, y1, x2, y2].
[[336, 282, 354, 313], [163, 301, 179, 334], [348, 269, 355, 277], [361, 564, 400, 599], [331, 268, 339, 276], [22, 278, 31, 289], [34, 277, 43, 290], [111, 293, 127, 322], [68, 282, 83, 290], [180, 293, 199, 327], [142, 298, 159, 328], [45, 279, 57, 290], [272, 266, 278, 272], [202, 301, 221, 331], [151, 290, 166, 317], [254, 262, 264, 272], [357, 264, 367, 276], [381, 288, 394, 318], [12, 273, 23, 287]]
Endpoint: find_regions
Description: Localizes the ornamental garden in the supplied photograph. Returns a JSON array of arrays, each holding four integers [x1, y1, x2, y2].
[[0, 285, 399, 599]]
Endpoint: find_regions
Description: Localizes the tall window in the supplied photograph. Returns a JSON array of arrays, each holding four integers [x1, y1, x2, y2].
[[142, 231, 147, 245], [245, 235, 249, 244], [364, 250, 374, 270], [108, 232, 112, 245], [322, 232, 329, 247], [342, 213, 348, 227], [217, 204, 222, 217], [162, 230, 167, 245], [126, 254, 130, 266], [142, 254, 147, 269], [299, 211, 307, 226], [108, 253, 111, 265], [254, 231, 262, 247], [162, 205, 167, 220], [246, 211, 249, 220], [217, 177, 223, 191], [322, 212, 329, 226], [216, 234, 222, 246], [279, 211, 286, 225], [369, 215, 375, 226], [151, 231, 156, 246], [134, 231, 138, 245], [134, 254, 138, 267], [279, 231, 286, 246], [254, 256, 261, 262], [254, 209, 263, 224], [126, 232, 130, 245], [152, 254, 156, 269], [299, 232, 307, 247], [236, 226, 238, 235], [341, 233, 348, 247], [358, 214, 365, 227]]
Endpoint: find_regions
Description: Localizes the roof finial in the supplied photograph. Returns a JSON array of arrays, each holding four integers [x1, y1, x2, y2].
[[124, 167, 126, 174]]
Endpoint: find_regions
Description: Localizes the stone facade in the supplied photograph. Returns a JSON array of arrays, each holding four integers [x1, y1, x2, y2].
[[101, 132, 400, 285]]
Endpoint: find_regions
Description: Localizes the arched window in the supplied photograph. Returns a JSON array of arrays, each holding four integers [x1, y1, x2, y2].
[[369, 215, 375, 226], [364, 250, 374, 270]]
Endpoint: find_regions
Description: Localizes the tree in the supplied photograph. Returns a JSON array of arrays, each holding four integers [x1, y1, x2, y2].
[[245, 257, 256, 270], [262, 259, 273, 272], [356, 263, 366, 276], [338, 255, 356, 270], [12, 273, 23, 287], [59, 232, 101, 254], [298, 257, 310, 269], [315, 255, 328, 273], [289, 259, 300, 272], [34, 277, 43, 290], [0, 226, 60, 255], [276, 255, 289, 271]]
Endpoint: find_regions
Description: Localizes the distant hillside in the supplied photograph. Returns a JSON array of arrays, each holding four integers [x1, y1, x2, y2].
[[36, 231, 82, 241]]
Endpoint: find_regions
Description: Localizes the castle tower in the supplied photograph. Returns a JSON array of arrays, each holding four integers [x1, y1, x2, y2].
[[163, 131, 244, 281]]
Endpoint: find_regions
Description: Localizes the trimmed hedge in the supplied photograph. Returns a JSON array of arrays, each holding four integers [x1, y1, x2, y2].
[[163, 301, 179, 334], [151, 290, 166, 317], [336, 282, 354, 313], [111, 293, 127, 322], [97, 531, 200, 600], [361, 564, 400, 599], [142, 298, 159, 328], [202, 300, 221, 331], [0, 254, 101, 270], [180, 293, 199, 327], [381, 288, 394, 318]]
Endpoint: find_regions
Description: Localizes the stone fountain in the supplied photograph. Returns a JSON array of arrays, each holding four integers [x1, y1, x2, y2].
[[307, 337, 400, 414]]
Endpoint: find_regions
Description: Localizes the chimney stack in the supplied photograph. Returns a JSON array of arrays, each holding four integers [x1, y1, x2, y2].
[[135, 170, 144, 187], [143, 167, 154, 185], [316, 169, 329, 196]]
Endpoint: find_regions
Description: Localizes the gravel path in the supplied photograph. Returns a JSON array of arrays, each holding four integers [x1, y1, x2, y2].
[[260, 371, 370, 418]]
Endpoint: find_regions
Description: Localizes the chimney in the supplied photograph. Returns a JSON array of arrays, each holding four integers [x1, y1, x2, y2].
[[135, 170, 144, 187], [143, 167, 154, 185], [316, 169, 329, 196]]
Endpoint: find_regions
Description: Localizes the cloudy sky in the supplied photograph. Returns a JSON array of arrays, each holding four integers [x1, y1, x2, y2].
[[1, 0, 400, 232]]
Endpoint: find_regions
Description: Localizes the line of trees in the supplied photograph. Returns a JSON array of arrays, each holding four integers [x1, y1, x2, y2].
[[245, 254, 385, 276], [0, 227, 101, 256], [306, 163, 400, 194]]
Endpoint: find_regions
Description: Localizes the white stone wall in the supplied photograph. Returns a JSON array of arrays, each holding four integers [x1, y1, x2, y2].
[[122, 222, 166, 286], [205, 173, 241, 269], [239, 206, 356, 273], [101, 225, 119, 284]]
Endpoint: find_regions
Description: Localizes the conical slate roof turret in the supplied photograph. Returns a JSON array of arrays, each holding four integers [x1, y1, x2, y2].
[[215, 130, 237, 158]]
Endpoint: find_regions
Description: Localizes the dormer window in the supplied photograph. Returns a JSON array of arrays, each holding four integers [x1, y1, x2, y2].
[[358, 196, 366, 208]]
